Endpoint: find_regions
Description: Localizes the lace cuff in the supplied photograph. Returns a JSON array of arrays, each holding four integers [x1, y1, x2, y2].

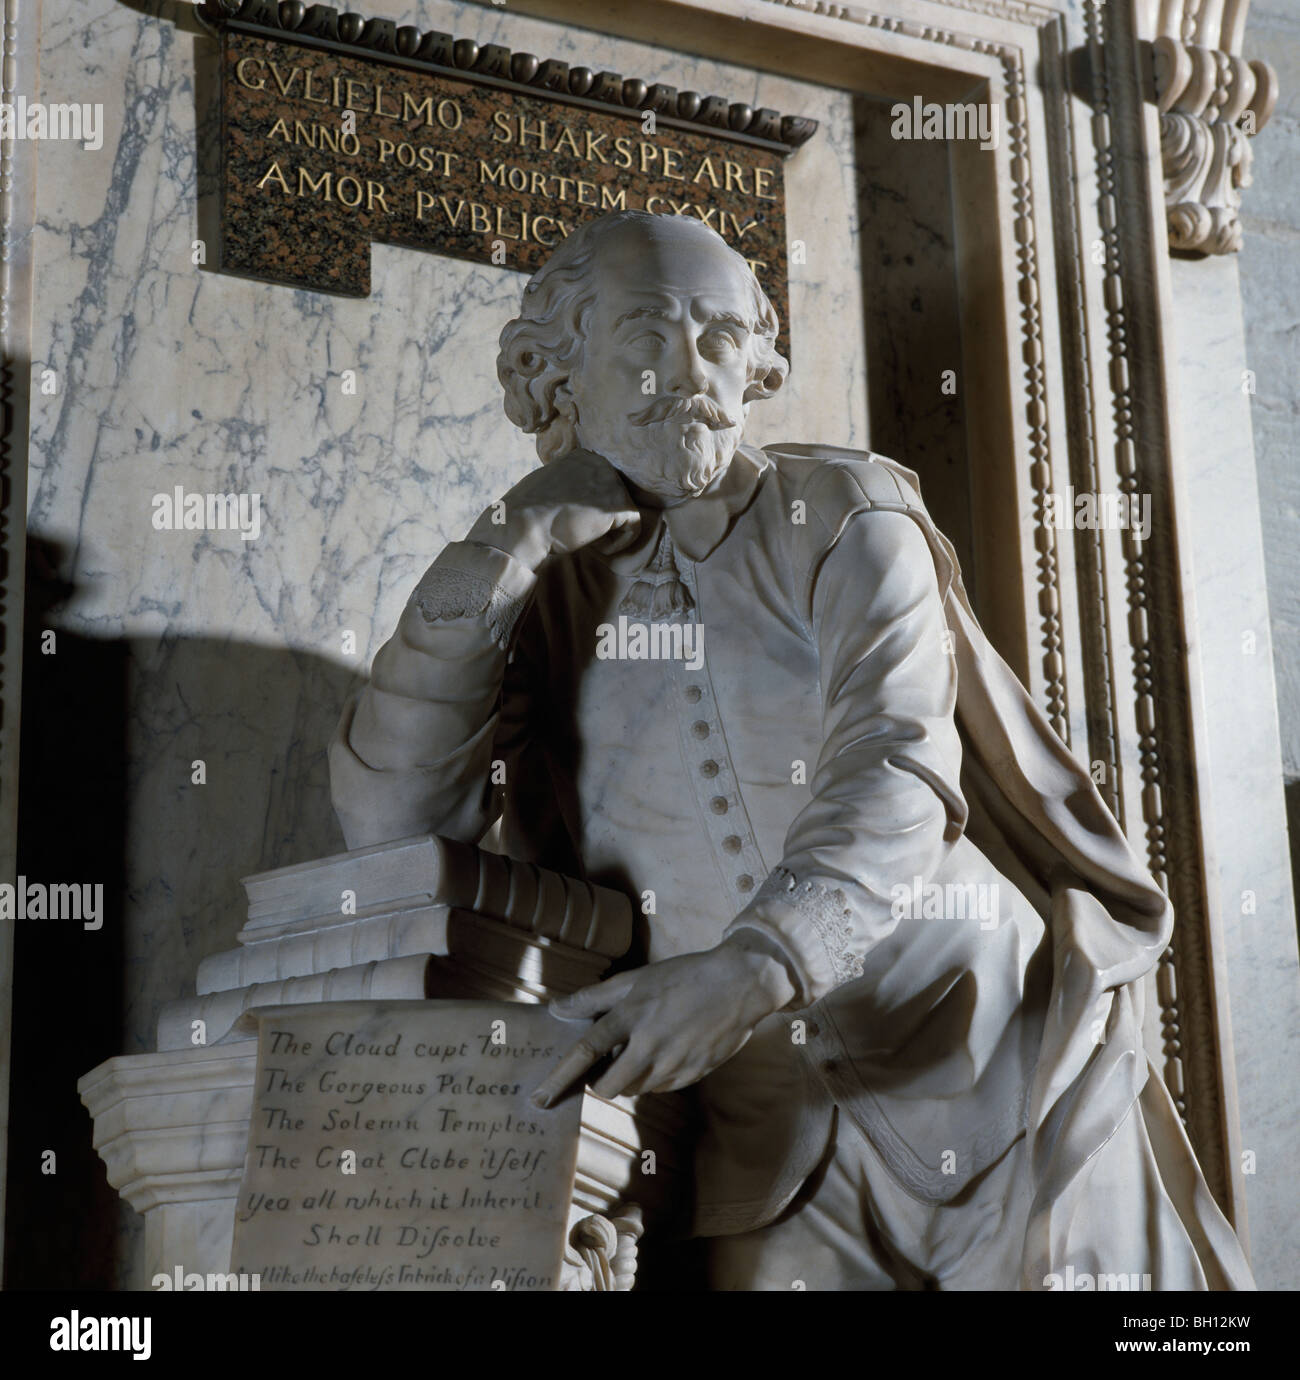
[[725, 866, 865, 1007], [410, 541, 539, 650]]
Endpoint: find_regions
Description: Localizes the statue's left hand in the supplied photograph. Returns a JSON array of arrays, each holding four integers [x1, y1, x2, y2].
[[529, 934, 798, 1106]]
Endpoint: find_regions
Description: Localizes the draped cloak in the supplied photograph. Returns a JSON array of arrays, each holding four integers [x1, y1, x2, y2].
[[749, 444, 1253, 1290]]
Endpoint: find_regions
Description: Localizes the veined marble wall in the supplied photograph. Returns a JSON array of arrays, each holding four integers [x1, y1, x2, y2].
[[1167, 248, 1300, 1290], [1236, 0, 1300, 1292], [16, 0, 865, 1286], [1243, 0, 1300, 900]]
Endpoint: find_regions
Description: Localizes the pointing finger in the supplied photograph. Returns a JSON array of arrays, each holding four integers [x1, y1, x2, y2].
[[530, 1014, 626, 1109]]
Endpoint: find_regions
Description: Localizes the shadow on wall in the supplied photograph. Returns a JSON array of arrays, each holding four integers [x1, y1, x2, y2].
[[852, 95, 977, 616], [1286, 782, 1300, 954], [4, 536, 357, 1289]]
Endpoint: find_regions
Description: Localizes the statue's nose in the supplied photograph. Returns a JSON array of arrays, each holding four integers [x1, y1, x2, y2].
[[665, 342, 710, 396]]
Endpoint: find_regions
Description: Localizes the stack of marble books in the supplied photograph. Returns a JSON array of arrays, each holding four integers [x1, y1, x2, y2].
[[157, 834, 635, 1050]]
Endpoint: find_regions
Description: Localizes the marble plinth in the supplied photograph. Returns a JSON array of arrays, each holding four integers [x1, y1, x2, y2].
[[79, 1038, 684, 1289]]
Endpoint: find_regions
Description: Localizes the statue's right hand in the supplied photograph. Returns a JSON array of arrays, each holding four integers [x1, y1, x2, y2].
[[467, 449, 642, 569]]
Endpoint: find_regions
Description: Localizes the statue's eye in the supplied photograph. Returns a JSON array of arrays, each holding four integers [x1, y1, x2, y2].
[[627, 331, 664, 351], [700, 327, 742, 356]]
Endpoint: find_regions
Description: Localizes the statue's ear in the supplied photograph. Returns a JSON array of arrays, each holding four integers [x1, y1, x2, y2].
[[535, 382, 581, 463]]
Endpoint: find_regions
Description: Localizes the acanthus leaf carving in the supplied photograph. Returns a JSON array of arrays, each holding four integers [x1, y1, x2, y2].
[[1151, 3, 1278, 255]]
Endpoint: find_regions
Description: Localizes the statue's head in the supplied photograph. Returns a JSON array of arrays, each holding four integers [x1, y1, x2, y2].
[[497, 210, 788, 502]]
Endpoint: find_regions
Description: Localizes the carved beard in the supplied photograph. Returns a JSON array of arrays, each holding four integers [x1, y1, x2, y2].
[[578, 395, 745, 501]]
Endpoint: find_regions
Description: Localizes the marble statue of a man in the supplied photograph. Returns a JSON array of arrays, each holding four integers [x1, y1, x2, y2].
[[330, 210, 1253, 1290]]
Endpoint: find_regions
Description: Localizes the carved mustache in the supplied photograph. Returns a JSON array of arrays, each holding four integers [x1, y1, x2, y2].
[[629, 394, 738, 430]]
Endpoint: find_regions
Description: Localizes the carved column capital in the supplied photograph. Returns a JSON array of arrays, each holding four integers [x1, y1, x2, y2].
[[1150, 1, 1278, 254]]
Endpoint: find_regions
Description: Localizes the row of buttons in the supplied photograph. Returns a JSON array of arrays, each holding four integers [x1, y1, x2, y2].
[[677, 670, 764, 904]]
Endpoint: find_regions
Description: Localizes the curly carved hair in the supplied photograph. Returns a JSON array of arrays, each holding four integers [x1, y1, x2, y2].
[[497, 210, 789, 463]]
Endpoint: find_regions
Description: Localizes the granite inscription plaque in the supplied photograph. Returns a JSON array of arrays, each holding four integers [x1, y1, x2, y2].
[[230, 1000, 585, 1291], [207, 2, 816, 357]]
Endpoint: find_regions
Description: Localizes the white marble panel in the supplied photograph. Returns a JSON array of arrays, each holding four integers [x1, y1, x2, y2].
[[1169, 252, 1300, 1290]]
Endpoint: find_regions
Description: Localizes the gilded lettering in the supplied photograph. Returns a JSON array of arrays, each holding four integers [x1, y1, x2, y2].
[[438, 196, 467, 227], [335, 174, 364, 208], [721, 211, 761, 241], [692, 155, 720, 187], [403, 94, 436, 127], [552, 125, 582, 158], [229, 42, 782, 285], [255, 160, 290, 194], [298, 167, 332, 199], [235, 57, 266, 90], [301, 69, 330, 105], [373, 84, 401, 120], [516, 116, 548, 149], [381, 140, 453, 174], [267, 61, 301, 98]]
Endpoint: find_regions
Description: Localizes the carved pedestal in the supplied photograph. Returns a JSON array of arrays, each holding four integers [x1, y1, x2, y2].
[[80, 837, 690, 1290]]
